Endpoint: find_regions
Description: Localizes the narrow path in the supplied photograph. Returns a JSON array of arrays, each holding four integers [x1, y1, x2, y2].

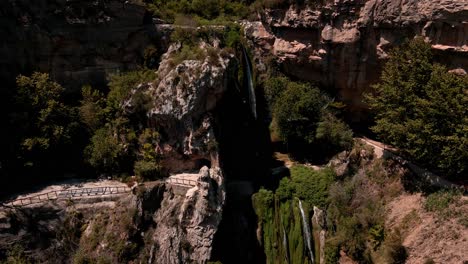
[[358, 138, 464, 191]]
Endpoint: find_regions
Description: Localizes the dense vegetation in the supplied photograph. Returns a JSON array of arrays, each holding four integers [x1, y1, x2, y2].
[[253, 165, 336, 264], [0, 69, 162, 194], [265, 76, 354, 159], [145, 0, 252, 23], [367, 38, 467, 178], [1, 73, 86, 192]]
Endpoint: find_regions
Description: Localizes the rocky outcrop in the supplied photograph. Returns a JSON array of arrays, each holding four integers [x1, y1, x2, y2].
[[0, 0, 162, 90], [141, 42, 237, 174], [150, 167, 225, 263], [244, 0, 468, 121]]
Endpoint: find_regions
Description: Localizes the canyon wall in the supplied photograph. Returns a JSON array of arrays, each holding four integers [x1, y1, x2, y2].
[[0, 0, 162, 90], [244, 0, 467, 121]]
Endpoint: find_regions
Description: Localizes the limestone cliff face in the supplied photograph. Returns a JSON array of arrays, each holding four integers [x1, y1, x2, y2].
[[150, 167, 225, 263], [0, 0, 159, 90], [139, 42, 237, 174], [244, 0, 467, 120]]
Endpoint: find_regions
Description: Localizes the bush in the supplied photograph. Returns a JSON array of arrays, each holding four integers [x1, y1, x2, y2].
[[424, 189, 460, 218], [134, 160, 162, 180], [383, 231, 407, 264], [264, 76, 289, 106], [274, 82, 324, 144], [316, 113, 354, 152], [252, 188, 274, 220], [289, 165, 335, 208], [85, 127, 125, 173]]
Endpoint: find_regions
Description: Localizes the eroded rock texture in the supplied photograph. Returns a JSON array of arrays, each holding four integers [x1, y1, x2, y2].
[[0, 0, 159, 90], [244, 0, 467, 120], [141, 42, 237, 174]]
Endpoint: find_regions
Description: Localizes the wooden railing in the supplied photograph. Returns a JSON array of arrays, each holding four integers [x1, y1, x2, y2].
[[166, 178, 197, 187], [3, 186, 131, 207]]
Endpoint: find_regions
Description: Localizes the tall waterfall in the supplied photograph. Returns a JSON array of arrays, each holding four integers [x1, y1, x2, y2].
[[241, 46, 257, 120], [298, 200, 315, 263]]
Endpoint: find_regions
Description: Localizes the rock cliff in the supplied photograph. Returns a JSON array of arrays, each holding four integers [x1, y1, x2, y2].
[[244, 0, 467, 120], [0, 0, 161, 90], [139, 41, 237, 174]]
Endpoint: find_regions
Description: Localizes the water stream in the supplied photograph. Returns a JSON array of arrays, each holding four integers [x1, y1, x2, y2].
[[282, 224, 290, 263], [298, 199, 315, 263], [241, 46, 257, 120]]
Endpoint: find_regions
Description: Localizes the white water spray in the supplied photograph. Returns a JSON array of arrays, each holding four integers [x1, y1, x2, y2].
[[298, 199, 315, 263]]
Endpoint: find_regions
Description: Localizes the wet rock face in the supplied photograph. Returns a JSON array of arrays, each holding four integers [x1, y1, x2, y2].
[[144, 43, 237, 174], [245, 0, 467, 121], [0, 0, 157, 90]]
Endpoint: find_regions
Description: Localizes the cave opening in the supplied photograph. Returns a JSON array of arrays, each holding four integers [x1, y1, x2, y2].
[[195, 158, 211, 169]]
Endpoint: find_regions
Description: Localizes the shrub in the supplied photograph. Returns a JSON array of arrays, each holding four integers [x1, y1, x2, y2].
[[424, 189, 460, 218], [85, 127, 125, 173], [252, 188, 274, 220], [289, 165, 335, 208], [134, 160, 162, 180], [316, 113, 354, 152], [274, 82, 324, 144], [264, 76, 289, 106], [382, 230, 407, 264], [170, 45, 206, 66]]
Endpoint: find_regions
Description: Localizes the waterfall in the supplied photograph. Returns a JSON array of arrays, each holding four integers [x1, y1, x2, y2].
[[282, 225, 290, 263], [298, 200, 315, 263], [241, 46, 257, 120]]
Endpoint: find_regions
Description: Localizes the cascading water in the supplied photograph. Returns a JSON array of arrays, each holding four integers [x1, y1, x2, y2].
[[282, 225, 290, 264], [241, 46, 257, 120], [298, 200, 315, 263]]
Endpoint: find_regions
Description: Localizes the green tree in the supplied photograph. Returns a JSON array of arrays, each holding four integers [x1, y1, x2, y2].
[[367, 38, 467, 177], [274, 82, 324, 144], [14, 73, 80, 171], [79, 85, 106, 131], [85, 127, 125, 172], [316, 113, 354, 152]]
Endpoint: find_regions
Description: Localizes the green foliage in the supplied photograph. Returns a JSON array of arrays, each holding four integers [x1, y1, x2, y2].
[[367, 38, 468, 177], [224, 25, 241, 48], [275, 166, 335, 208], [269, 77, 353, 156], [170, 44, 206, 66], [252, 188, 274, 220], [274, 82, 324, 144], [289, 166, 335, 208], [264, 76, 289, 106], [275, 177, 294, 201], [2, 244, 31, 264], [85, 127, 125, 172], [82, 70, 160, 176], [316, 113, 354, 151], [324, 144, 407, 263], [80, 85, 106, 131], [7, 72, 84, 180], [253, 166, 335, 263], [134, 160, 162, 180], [146, 0, 250, 23], [107, 70, 156, 114], [424, 189, 461, 218], [382, 230, 407, 264], [324, 238, 340, 264], [15, 73, 76, 153]]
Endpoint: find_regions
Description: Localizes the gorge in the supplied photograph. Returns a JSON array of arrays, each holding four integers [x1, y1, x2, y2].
[[0, 0, 467, 264]]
